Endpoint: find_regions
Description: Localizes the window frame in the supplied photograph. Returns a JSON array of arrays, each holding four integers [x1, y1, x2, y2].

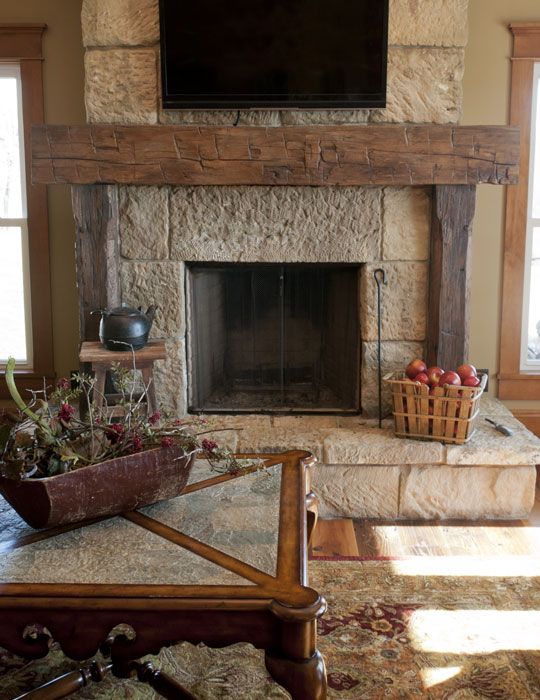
[[0, 24, 54, 399], [499, 23, 540, 399], [0, 63, 33, 368]]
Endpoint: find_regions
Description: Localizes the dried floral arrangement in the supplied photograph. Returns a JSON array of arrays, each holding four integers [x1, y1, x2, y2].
[[0, 358, 247, 482]]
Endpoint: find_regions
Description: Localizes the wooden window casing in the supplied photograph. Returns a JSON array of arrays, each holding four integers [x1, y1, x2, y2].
[[500, 23, 540, 400], [0, 24, 54, 399]]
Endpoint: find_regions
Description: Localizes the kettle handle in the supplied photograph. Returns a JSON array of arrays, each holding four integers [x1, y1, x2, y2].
[[91, 308, 108, 317]]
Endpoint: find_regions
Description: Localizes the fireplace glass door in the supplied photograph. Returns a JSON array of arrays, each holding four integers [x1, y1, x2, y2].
[[187, 264, 359, 413]]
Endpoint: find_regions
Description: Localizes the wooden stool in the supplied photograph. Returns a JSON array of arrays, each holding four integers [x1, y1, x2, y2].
[[79, 341, 167, 415]]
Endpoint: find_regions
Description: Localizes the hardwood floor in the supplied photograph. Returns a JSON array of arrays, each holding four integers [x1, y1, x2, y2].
[[310, 489, 540, 558]]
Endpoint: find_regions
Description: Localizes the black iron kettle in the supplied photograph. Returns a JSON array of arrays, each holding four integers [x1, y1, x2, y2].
[[92, 305, 156, 351]]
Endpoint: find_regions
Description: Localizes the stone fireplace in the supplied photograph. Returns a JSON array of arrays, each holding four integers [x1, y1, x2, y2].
[[118, 184, 428, 416], [30, 0, 540, 521]]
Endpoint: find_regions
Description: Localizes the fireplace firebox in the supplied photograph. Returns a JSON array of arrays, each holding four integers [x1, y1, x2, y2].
[[187, 263, 360, 413]]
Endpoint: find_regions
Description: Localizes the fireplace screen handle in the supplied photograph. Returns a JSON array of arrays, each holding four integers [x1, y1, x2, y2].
[[374, 268, 387, 428]]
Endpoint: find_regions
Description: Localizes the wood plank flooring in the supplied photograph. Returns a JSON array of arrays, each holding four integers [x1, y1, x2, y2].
[[311, 489, 540, 559]]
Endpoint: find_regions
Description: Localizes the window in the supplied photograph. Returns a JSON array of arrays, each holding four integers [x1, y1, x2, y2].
[[499, 23, 540, 399], [0, 65, 32, 366], [523, 63, 540, 370], [0, 24, 54, 398]]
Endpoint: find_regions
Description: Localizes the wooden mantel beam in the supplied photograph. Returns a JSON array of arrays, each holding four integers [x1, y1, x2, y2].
[[32, 124, 519, 187]]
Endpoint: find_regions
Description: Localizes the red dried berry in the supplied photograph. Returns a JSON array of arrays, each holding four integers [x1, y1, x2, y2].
[[201, 438, 218, 453]]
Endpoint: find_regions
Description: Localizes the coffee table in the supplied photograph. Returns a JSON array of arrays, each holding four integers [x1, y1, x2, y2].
[[0, 451, 326, 699]]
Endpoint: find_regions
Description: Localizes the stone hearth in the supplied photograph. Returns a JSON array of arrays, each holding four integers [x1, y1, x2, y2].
[[202, 398, 540, 520]]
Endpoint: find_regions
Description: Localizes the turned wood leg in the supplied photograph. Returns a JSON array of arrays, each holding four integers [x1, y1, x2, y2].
[[124, 660, 197, 700], [92, 365, 106, 410], [265, 649, 327, 700], [13, 660, 112, 700], [267, 601, 327, 700]]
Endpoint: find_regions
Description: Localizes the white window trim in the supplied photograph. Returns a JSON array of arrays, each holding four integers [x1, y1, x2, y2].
[[0, 63, 33, 368]]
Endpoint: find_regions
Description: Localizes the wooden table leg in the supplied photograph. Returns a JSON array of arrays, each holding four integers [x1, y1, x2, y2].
[[92, 365, 107, 410], [13, 660, 112, 700], [265, 649, 327, 700], [126, 660, 197, 700], [265, 611, 327, 700]]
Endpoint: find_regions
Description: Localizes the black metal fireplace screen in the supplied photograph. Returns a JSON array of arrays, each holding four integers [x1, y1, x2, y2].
[[187, 263, 360, 413]]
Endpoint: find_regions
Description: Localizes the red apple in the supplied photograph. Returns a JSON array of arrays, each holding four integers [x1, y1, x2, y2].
[[415, 372, 429, 385], [426, 366, 444, 387], [405, 358, 427, 379], [439, 371, 461, 387], [456, 364, 477, 382], [463, 375, 481, 387]]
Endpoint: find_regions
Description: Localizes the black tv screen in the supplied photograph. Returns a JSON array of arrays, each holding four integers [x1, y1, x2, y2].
[[159, 0, 389, 110]]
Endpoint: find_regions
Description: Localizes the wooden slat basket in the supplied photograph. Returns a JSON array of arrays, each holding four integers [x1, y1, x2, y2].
[[384, 372, 488, 445]]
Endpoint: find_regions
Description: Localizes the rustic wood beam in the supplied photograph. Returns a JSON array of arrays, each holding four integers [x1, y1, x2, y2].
[[426, 185, 477, 370], [71, 185, 120, 342], [32, 124, 519, 187]]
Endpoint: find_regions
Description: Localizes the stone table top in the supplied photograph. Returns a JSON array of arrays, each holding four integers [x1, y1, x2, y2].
[[0, 460, 282, 586]]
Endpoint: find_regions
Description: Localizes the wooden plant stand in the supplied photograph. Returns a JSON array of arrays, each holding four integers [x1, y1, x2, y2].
[[0, 451, 326, 700], [79, 340, 167, 415]]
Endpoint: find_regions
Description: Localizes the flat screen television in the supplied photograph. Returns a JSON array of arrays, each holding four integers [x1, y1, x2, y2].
[[159, 0, 389, 110]]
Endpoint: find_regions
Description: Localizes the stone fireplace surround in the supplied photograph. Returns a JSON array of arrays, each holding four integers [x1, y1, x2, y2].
[[31, 0, 540, 520], [118, 183, 429, 418]]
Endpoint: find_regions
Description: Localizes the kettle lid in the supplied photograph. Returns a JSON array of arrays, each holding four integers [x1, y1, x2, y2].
[[107, 305, 144, 317]]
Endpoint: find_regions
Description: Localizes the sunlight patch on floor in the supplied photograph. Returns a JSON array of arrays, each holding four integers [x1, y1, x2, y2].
[[410, 610, 540, 653], [420, 666, 462, 688], [391, 555, 540, 577], [373, 524, 540, 559]]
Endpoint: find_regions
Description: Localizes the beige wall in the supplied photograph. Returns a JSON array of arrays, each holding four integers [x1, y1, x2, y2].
[[463, 0, 540, 407], [1, 0, 84, 380]]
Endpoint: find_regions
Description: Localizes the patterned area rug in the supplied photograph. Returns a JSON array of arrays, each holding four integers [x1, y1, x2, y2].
[[1, 558, 540, 699]]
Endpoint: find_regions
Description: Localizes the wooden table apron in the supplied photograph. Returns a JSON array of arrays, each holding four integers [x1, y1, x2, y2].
[[0, 451, 327, 698]]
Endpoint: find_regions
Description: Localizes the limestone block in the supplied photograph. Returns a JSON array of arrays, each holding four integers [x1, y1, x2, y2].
[[120, 186, 169, 260], [389, 0, 468, 48], [85, 49, 157, 124], [382, 188, 431, 261], [371, 48, 464, 124], [400, 465, 536, 519], [82, 0, 159, 47], [361, 262, 428, 341], [170, 187, 381, 263], [337, 415, 381, 429], [159, 110, 282, 126], [153, 339, 188, 416], [313, 465, 401, 519], [481, 396, 519, 419], [272, 415, 339, 431], [361, 341, 424, 417], [446, 411, 540, 466], [121, 261, 184, 337], [203, 415, 273, 449], [205, 415, 274, 431], [236, 429, 325, 462], [280, 110, 369, 125], [323, 427, 444, 465]]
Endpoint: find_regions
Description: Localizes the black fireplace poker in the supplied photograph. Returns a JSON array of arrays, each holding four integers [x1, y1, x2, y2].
[[374, 268, 387, 429]]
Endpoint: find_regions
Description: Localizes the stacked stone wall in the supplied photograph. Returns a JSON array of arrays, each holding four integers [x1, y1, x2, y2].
[[81, 0, 469, 415]]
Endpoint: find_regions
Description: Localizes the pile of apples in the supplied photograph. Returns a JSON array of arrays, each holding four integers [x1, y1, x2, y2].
[[405, 358, 481, 391]]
